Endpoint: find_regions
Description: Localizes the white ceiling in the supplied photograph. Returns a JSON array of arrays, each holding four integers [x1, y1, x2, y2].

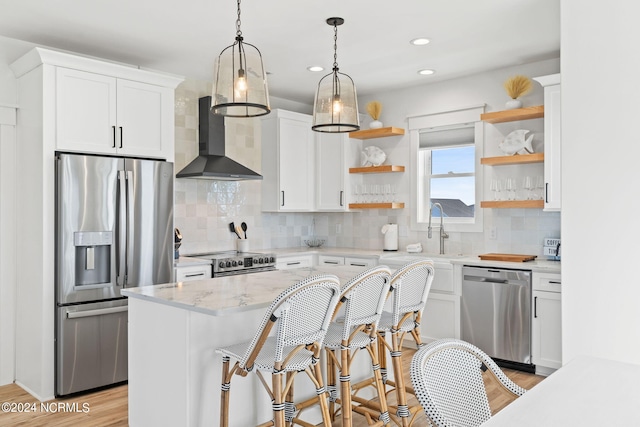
[[0, 0, 559, 104]]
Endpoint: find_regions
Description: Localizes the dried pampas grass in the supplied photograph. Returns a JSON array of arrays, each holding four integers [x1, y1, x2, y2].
[[504, 75, 532, 99], [366, 101, 382, 120]]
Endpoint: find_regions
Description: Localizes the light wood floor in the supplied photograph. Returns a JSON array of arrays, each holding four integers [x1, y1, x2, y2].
[[0, 348, 543, 426]]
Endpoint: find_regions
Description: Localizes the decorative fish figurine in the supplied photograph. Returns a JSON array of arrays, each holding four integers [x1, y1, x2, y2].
[[361, 146, 387, 166], [499, 129, 534, 155]]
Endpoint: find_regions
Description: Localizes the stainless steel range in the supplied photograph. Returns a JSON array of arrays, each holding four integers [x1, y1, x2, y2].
[[192, 251, 277, 277]]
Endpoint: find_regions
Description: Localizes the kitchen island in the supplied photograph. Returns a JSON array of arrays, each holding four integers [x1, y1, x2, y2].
[[122, 264, 373, 427]]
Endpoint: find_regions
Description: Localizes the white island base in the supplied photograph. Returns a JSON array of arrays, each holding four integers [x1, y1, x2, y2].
[[124, 265, 383, 426]]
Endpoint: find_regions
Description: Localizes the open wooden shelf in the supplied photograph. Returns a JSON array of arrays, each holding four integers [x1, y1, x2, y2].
[[348, 127, 405, 139], [481, 153, 544, 166], [480, 106, 544, 124], [349, 165, 405, 174], [348, 202, 405, 209], [480, 200, 544, 209]]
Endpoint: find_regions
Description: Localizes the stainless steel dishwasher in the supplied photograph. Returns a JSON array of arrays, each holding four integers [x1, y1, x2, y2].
[[461, 266, 534, 372]]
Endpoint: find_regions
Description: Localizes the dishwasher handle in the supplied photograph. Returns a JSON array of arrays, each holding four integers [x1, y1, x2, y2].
[[463, 275, 509, 284]]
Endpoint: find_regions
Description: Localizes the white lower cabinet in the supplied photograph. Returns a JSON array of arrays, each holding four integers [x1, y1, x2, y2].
[[532, 272, 562, 375], [422, 293, 460, 340], [317, 255, 345, 266], [318, 255, 377, 267], [276, 255, 314, 270], [345, 256, 377, 267], [421, 262, 459, 341], [175, 264, 211, 282]]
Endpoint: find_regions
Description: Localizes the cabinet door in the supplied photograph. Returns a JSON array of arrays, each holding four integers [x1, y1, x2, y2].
[[56, 68, 117, 154], [277, 117, 314, 210], [116, 79, 173, 160], [421, 293, 460, 341], [544, 83, 561, 211], [316, 133, 346, 210], [532, 290, 562, 370]]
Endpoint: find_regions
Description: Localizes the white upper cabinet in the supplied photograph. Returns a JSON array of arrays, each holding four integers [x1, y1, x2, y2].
[[12, 47, 183, 161], [261, 109, 360, 212], [56, 68, 174, 159], [261, 109, 315, 211], [534, 73, 561, 211], [315, 132, 359, 211], [115, 79, 173, 158], [56, 68, 117, 153]]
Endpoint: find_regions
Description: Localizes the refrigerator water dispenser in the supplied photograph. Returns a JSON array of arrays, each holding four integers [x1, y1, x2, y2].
[[74, 231, 112, 286]]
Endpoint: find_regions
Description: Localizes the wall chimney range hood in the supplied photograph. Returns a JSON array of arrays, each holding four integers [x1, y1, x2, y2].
[[175, 96, 263, 180]]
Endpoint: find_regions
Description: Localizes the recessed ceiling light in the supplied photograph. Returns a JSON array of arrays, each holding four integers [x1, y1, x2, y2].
[[307, 66, 324, 72], [418, 69, 435, 76], [410, 38, 430, 46]]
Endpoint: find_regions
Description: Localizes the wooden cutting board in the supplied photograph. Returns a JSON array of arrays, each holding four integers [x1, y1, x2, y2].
[[478, 253, 537, 262]]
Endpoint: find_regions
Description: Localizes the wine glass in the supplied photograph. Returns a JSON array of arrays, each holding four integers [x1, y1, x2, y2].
[[353, 184, 361, 203], [384, 184, 391, 202], [523, 176, 533, 200], [506, 178, 515, 200], [490, 178, 499, 200], [535, 176, 544, 200], [361, 184, 369, 203]]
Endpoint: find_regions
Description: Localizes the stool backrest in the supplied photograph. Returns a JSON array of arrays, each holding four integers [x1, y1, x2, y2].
[[339, 265, 392, 340], [410, 338, 526, 427], [388, 259, 435, 326], [240, 274, 341, 367]]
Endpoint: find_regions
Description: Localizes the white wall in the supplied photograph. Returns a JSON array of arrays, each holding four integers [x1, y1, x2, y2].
[[561, 1, 640, 363], [0, 106, 17, 386]]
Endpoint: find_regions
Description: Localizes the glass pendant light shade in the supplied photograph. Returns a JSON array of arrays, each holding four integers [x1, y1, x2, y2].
[[312, 17, 360, 133], [312, 70, 359, 132], [211, 0, 270, 117]]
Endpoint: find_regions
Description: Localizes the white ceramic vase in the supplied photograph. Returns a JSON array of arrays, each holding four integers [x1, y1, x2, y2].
[[369, 120, 383, 129], [505, 99, 523, 110]]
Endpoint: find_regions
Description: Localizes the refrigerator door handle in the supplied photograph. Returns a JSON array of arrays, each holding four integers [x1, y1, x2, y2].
[[117, 171, 127, 287], [66, 305, 128, 319], [125, 170, 134, 288]]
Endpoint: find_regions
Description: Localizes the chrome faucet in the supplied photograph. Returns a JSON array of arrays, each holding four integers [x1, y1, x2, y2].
[[428, 202, 449, 254]]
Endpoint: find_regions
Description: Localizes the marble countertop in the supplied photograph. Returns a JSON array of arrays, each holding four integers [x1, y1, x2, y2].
[[178, 247, 561, 273], [123, 264, 369, 317]]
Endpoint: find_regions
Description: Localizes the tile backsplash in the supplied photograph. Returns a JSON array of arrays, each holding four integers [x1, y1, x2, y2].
[[174, 78, 560, 256]]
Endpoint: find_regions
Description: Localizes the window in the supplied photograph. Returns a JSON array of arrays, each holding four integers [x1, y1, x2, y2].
[[408, 105, 485, 233], [417, 124, 477, 224]]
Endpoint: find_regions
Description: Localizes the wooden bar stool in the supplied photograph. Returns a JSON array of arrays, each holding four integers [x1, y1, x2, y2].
[[322, 265, 393, 427], [376, 259, 435, 426], [216, 274, 341, 427]]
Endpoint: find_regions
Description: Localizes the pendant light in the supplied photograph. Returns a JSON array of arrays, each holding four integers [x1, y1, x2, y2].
[[211, 0, 270, 117], [312, 17, 360, 133]]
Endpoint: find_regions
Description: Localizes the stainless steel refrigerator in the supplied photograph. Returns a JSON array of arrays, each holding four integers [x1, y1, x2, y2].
[[55, 153, 173, 396]]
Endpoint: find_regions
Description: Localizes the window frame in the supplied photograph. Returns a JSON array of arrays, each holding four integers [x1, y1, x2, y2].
[[408, 105, 485, 234]]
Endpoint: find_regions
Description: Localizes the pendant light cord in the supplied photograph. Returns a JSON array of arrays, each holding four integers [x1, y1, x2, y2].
[[236, 0, 242, 37], [333, 22, 338, 70]]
